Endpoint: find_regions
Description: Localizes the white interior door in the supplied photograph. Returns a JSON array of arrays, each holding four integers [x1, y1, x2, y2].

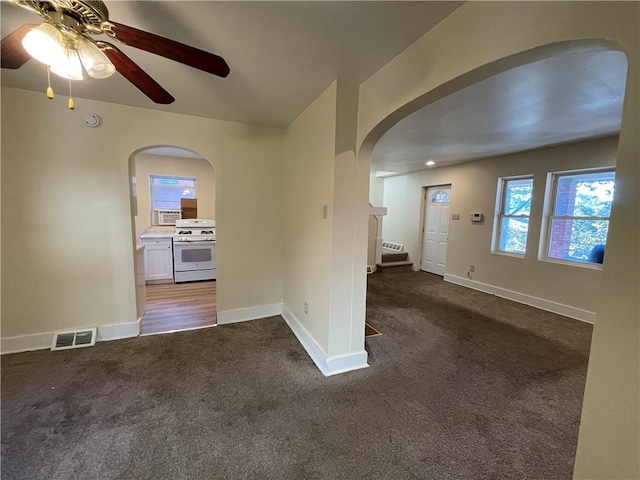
[[421, 186, 451, 276]]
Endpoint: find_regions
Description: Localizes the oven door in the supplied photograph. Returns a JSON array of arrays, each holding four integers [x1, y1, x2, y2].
[[172, 241, 216, 272]]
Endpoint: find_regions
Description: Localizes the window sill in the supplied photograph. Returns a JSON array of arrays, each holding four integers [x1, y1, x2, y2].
[[491, 250, 525, 259], [538, 257, 603, 270]]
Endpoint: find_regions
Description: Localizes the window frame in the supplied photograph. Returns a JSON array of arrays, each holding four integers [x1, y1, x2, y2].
[[149, 174, 197, 212], [492, 175, 534, 257], [538, 167, 615, 269]]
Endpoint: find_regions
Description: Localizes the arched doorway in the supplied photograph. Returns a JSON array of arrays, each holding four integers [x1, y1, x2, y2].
[[362, 42, 627, 286], [129, 145, 218, 336], [357, 35, 632, 478]]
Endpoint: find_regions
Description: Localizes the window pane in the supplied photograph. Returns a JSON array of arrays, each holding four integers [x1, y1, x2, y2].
[[151, 176, 196, 210], [548, 218, 609, 262], [500, 217, 529, 254], [504, 179, 532, 215], [554, 172, 615, 217], [430, 191, 450, 203], [154, 186, 195, 210]]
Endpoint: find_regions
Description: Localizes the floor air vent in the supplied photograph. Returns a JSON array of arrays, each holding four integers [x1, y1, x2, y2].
[[51, 328, 97, 351], [382, 241, 404, 252]]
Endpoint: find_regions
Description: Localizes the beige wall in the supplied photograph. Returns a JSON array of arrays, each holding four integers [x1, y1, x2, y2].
[[282, 82, 337, 353], [133, 153, 216, 240], [1, 1, 637, 474], [282, 82, 368, 368], [381, 137, 618, 315], [357, 2, 639, 477], [1, 86, 284, 339]]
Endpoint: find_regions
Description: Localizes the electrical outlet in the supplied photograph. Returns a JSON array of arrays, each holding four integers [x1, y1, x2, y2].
[[304, 302, 308, 314], [469, 265, 475, 272]]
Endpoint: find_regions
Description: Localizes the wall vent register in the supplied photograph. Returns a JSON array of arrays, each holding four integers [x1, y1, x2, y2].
[[382, 241, 404, 252], [51, 328, 97, 351]]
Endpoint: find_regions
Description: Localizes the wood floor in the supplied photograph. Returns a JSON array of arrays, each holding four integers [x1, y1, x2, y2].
[[141, 281, 217, 336]]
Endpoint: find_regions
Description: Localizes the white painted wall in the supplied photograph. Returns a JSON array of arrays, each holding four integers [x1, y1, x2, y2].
[[281, 82, 368, 375], [281, 82, 337, 354], [133, 153, 216, 240], [381, 137, 617, 317], [1, 86, 284, 343], [357, 2, 639, 477], [369, 171, 384, 207]]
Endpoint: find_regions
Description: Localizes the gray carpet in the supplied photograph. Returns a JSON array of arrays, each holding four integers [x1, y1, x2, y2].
[[1, 271, 592, 479]]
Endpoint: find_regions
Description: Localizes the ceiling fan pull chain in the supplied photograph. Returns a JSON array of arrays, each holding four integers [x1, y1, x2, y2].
[[67, 77, 75, 110], [46, 65, 54, 100]]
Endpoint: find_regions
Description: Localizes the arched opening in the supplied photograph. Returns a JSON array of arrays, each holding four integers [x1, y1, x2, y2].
[[128, 145, 218, 336], [358, 41, 629, 469], [361, 40, 627, 293]]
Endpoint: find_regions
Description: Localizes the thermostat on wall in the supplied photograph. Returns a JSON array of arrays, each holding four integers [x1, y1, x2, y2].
[[470, 212, 483, 222]]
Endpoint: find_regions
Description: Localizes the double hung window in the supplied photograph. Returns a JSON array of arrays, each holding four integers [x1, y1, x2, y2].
[[541, 168, 615, 264], [150, 175, 196, 210], [493, 176, 533, 255]]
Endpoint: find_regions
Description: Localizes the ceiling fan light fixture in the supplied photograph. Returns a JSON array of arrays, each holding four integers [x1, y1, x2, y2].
[[21, 23, 65, 66], [76, 36, 115, 79], [50, 46, 84, 80]]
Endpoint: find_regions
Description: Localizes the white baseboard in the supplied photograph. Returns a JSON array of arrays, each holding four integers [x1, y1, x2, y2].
[[1, 332, 53, 355], [443, 274, 595, 324], [97, 318, 142, 342], [281, 305, 369, 376], [1, 318, 142, 355], [217, 304, 283, 325]]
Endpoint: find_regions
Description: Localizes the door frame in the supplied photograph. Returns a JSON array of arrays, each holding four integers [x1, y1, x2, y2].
[[419, 184, 452, 274]]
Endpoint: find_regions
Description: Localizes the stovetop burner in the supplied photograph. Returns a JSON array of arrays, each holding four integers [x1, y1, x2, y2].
[[173, 219, 216, 243]]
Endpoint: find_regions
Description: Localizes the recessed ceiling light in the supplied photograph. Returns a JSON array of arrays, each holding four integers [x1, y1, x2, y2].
[[426, 160, 435, 166]]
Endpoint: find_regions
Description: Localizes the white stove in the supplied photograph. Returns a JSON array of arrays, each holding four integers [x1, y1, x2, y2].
[[173, 218, 216, 244], [172, 219, 216, 282]]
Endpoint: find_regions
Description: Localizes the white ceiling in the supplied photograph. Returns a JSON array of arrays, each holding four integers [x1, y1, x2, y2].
[[371, 49, 628, 175], [0, 1, 462, 128], [1, 2, 628, 174]]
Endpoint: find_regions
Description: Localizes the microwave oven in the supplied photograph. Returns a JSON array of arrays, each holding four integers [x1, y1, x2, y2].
[[155, 209, 181, 225]]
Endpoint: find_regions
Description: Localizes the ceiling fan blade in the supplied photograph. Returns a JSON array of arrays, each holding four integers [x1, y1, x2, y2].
[[104, 21, 230, 78], [1, 24, 38, 69], [98, 42, 175, 105]]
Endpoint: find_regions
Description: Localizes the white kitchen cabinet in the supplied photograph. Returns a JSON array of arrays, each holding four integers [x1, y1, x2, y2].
[[141, 237, 174, 283]]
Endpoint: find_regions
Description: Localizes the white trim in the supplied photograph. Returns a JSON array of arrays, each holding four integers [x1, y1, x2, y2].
[[538, 256, 603, 270], [217, 304, 282, 325], [369, 206, 387, 216], [1, 332, 53, 354], [324, 351, 369, 376], [97, 318, 142, 341], [281, 305, 369, 376], [140, 324, 217, 337], [1, 318, 142, 355], [444, 274, 595, 324]]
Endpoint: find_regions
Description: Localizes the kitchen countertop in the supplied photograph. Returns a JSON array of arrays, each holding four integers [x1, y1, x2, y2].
[[140, 226, 175, 239]]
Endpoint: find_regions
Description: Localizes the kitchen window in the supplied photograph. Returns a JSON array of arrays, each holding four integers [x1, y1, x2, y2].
[[150, 175, 196, 210], [492, 176, 533, 256], [540, 168, 615, 266]]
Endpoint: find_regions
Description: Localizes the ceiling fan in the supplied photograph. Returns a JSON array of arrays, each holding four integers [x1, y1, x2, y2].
[[1, 0, 230, 105]]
